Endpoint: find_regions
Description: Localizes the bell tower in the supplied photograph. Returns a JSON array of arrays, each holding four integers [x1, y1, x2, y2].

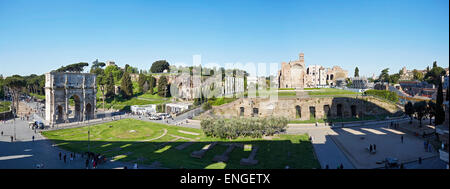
[[299, 52, 304, 62]]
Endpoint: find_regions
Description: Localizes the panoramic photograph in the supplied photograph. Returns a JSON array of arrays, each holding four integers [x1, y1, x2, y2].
[[0, 0, 449, 184]]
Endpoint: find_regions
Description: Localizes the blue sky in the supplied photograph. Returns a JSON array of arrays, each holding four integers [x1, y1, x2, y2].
[[0, 0, 448, 77]]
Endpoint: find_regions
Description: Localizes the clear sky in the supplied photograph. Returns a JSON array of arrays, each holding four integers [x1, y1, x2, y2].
[[0, 0, 448, 77]]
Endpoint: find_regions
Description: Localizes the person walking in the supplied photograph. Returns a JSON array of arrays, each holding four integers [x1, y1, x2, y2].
[[1, 131, 3, 136], [32, 135, 34, 142], [373, 144, 376, 151], [369, 144, 373, 153], [401, 135, 404, 143], [93, 160, 96, 169], [339, 164, 343, 169], [63, 154, 66, 164], [10, 136, 13, 142], [85, 159, 89, 169], [59, 152, 61, 160]]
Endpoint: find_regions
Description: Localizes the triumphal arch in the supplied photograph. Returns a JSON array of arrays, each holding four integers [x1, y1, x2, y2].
[[45, 72, 97, 124]]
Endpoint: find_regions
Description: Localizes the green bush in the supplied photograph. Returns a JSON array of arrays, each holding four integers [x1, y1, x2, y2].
[[200, 117, 288, 139], [364, 89, 398, 103]]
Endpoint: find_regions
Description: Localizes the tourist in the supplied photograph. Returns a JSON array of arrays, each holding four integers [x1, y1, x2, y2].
[[63, 154, 66, 164], [373, 144, 376, 151], [418, 157, 422, 164], [134, 163, 138, 169], [93, 160, 96, 169], [32, 135, 34, 142], [85, 159, 89, 169], [339, 164, 343, 169], [70, 154, 73, 163], [369, 144, 373, 153], [59, 152, 61, 160], [10, 136, 13, 142], [401, 136, 404, 143], [325, 165, 329, 169], [1, 131, 3, 136]]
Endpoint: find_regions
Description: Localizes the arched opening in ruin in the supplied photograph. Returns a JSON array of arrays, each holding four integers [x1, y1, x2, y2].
[[86, 103, 93, 120], [351, 105, 357, 117], [337, 104, 343, 117], [295, 105, 301, 119], [330, 74, 334, 80], [309, 106, 316, 119], [57, 105, 63, 122], [324, 105, 331, 118], [252, 108, 259, 117], [68, 95, 81, 122], [240, 107, 245, 117]]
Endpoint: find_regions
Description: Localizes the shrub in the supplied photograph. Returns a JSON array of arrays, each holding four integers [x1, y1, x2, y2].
[[200, 117, 288, 139]]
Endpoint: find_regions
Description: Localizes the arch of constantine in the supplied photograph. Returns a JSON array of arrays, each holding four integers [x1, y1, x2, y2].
[[45, 72, 97, 125]]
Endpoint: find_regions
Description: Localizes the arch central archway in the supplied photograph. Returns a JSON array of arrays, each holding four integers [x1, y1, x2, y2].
[[68, 95, 82, 122]]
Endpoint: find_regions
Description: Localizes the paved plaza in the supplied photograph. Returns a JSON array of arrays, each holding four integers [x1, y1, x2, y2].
[[331, 125, 438, 169]]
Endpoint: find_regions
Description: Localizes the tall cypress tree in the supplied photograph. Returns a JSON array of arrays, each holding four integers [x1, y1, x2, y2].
[[121, 72, 133, 99], [435, 79, 445, 125], [106, 72, 115, 98]]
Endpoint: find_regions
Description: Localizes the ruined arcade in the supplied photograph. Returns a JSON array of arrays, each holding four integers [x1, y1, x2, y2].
[[45, 72, 97, 125]]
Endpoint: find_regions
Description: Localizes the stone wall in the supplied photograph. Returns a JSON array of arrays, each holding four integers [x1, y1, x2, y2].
[[211, 96, 402, 120]]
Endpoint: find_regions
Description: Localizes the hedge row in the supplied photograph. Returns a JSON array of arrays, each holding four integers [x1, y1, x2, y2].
[[200, 117, 288, 139], [364, 89, 399, 103]]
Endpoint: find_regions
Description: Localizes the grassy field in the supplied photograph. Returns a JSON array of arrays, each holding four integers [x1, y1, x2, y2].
[[0, 101, 11, 112], [42, 119, 320, 169], [307, 88, 360, 96], [245, 90, 297, 97], [209, 97, 237, 106], [278, 88, 295, 90]]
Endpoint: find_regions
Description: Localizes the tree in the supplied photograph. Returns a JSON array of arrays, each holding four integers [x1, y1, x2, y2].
[[405, 101, 414, 123], [157, 76, 170, 97], [379, 68, 390, 84], [97, 74, 107, 110], [138, 73, 147, 93], [412, 69, 424, 81], [427, 101, 436, 125], [435, 80, 445, 125], [354, 67, 359, 78], [413, 101, 427, 127], [90, 59, 106, 75], [105, 71, 115, 98], [150, 60, 170, 73], [120, 72, 133, 99], [389, 73, 400, 84], [148, 75, 155, 94], [424, 61, 446, 85], [4, 75, 26, 114], [202, 101, 212, 111], [104, 65, 123, 82], [54, 62, 89, 73]]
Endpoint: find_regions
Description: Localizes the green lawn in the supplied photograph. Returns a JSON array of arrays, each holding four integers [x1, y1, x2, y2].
[[0, 101, 11, 112], [209, 97, 237, 106], [246, 90, 297, 97], [42, 118, 320, 169], [307, 88, 360, 96]]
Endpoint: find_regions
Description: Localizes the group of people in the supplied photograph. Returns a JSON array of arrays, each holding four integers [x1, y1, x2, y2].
[[390, 122, 399, 129], [83, 151, 107, 169], [58, 152, 76, 164]]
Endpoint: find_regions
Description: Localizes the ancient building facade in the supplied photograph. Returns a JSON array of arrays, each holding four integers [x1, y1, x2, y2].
[[45, 72, 97, 125], [211, 96, 401, 120], [277, 53, 348, 88], [277, 53, 307, 89]]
